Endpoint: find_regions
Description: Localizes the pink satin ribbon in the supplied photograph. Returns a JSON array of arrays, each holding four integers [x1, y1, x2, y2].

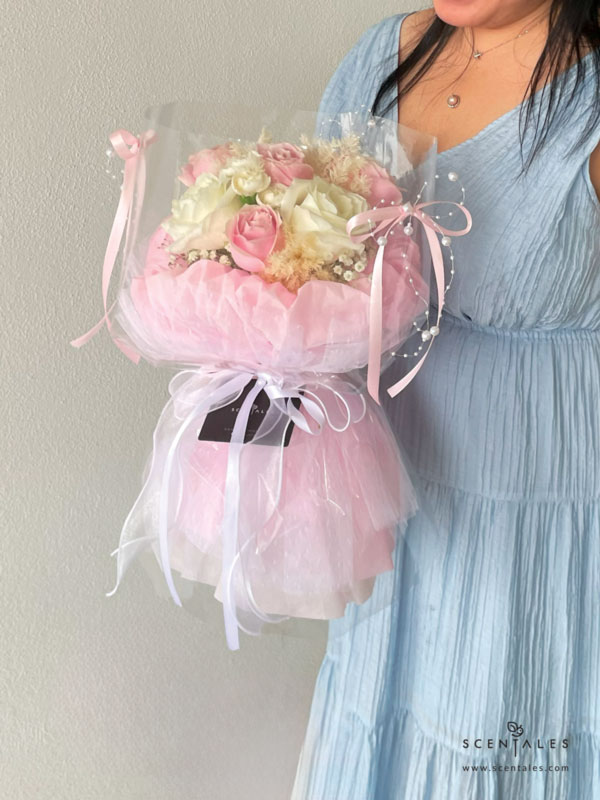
[[347, 196, 473, 404], [70, 129, 157, 361]]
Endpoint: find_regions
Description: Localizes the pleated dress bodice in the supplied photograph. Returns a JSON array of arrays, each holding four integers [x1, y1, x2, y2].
[[318, 12, 600, 502]]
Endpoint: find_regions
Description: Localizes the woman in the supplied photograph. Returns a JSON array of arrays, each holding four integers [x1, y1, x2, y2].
[[292, 2, 600, 798]]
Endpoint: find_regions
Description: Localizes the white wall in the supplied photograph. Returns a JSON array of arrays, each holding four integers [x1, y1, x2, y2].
[[0, 1, 419, 797]]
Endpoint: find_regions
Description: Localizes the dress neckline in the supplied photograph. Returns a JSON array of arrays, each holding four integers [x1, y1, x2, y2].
[[394, 12, 597, 158]]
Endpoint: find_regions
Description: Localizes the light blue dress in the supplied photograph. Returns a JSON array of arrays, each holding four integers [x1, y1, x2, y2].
[[292, 11, 600, 799]]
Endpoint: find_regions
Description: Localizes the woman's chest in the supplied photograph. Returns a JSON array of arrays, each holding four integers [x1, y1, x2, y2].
[[394, 12, 597, 161], [397, 54, 549, 154]]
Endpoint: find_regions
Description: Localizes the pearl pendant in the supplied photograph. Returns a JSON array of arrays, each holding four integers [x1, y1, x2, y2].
[[447, 94, 460, 109]]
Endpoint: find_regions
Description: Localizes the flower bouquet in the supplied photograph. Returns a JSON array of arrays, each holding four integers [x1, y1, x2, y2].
[[73, 103, 472, 650]]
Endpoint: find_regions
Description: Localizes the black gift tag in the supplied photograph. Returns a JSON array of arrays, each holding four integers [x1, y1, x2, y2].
[[197, 378, 302, 447]]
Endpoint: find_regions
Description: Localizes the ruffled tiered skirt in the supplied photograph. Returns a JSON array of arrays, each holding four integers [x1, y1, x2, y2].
[[291, 311, 600, 799]]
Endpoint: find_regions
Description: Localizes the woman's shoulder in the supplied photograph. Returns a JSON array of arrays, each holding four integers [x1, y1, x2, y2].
[[317, 13, 408, 116], [317, 9, 439, 115]]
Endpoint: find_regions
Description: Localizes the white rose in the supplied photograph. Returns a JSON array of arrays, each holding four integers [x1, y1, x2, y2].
[[279, 176, 368, 259], [161, 173, 242, 253], [220, 152, 271, 197], [257, 182, 287, 208]]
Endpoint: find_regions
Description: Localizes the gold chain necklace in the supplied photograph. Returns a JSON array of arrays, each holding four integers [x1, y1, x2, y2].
[[447, 11, 549, 108]]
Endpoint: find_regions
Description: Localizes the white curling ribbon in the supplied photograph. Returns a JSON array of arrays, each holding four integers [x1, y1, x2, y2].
[[107, 365, 367, 652], [106, 369, 249, 602], [220, 372, 366, 650]]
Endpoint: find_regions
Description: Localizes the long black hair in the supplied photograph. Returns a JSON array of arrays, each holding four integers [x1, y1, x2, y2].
[[372, 2, 600, 176]]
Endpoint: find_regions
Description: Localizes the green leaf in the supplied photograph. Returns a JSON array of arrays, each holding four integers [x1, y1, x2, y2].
[[239, 194, 257, 206]]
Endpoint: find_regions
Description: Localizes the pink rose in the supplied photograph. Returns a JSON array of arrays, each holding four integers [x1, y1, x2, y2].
[[178, 143, 233, 186], [360, 160, 404, 207], [226, 205, 284, 273], [257, 142, 314, 186]]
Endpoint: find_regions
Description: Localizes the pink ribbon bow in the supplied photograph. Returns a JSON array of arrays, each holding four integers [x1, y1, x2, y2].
[[347, 195, 473, 404], [70, 129, 157, 360]]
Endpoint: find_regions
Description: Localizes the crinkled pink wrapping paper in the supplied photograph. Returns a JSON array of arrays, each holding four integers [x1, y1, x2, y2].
[[120, 225, 427, 373]]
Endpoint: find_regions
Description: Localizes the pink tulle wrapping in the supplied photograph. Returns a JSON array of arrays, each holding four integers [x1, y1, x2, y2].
[[113, 222, 426, 621], [161, 385, 418, 618]]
